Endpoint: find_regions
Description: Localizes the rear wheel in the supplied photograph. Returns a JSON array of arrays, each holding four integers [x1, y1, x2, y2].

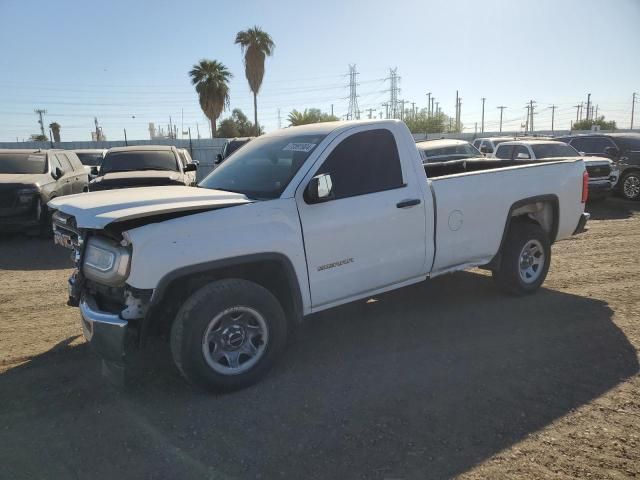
[[620, 171, 640, 201], [492, 222, 551, 295], [170, 279, 287, 392]]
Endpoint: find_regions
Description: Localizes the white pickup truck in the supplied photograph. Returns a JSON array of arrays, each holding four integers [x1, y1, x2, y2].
[[49, 120, 589, 391]]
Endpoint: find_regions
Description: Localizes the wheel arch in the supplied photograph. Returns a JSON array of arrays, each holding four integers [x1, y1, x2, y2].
[[484, 194, 559, 271], [141, 252, 304, 343]]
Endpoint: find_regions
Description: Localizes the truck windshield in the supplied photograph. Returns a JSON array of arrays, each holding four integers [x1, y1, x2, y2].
[[531, 143, 580, 159], [200, 133, 327, 199], [76, 152, 103, 166], [0, 152, 47, 174], [420, 143, 481, 162], [101, 150, 178, 173]]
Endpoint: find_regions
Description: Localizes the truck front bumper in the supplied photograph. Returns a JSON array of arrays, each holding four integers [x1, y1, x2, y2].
[[573, 212, 590, 235], [80, 293, 128, 363]]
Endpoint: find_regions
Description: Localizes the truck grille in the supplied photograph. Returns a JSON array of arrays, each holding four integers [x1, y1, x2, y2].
[[52, 211, 81, 253], [586, 165, 611, 178], [0, 185, 17, 208]]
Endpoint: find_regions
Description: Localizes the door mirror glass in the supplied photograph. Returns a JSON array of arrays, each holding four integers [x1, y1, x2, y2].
[[305, 173, 334, 203], [90, 166, 99, 176], [52, 167, 64, 179], [516, 152, 530, 159], [184, 163, 197, 172]]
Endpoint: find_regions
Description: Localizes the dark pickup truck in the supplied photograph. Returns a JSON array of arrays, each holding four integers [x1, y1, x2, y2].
[[89, 145, 197, 191], [0, 149, 88, 235]]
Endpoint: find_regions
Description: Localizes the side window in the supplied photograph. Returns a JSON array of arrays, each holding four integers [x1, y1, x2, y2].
[[590, 137, 616, 153], [495, 145, 512, 159], [472, 140, 481, 149], [512, 145, 530, 159], [481, 140, 494, 153], [50, 154, 63, 172], [569, 137, 613, 154], [316, 129, 404, 200], [56, 153, 73, 172]]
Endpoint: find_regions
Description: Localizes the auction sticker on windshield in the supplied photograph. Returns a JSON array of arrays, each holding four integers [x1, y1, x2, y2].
[[283, 143, 316, 152]]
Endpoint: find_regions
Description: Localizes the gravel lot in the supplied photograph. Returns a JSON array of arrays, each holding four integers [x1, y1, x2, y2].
[[1, 198, 639, 479]]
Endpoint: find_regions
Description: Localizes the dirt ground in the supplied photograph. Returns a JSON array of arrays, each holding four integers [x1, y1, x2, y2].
[[1, 198, 639, 479]]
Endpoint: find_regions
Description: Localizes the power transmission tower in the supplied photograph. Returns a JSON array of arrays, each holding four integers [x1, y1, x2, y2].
[[481, 97, 486, 133], [549, 105, 557, 134], [497, 106, 507, 132], [347, 64, 360, 120], [385, 68, 400, 119], [34, 109, 47, 136], [632, 92, 637, 130]]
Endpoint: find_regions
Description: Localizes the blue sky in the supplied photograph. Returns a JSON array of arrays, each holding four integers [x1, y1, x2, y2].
[[0, 0, 638, 141]]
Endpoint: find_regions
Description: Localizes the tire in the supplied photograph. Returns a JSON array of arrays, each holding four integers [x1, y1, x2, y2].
[[492, 221, 551, 295], [620, 171, 640, 201], [170, 278, 288, 392]]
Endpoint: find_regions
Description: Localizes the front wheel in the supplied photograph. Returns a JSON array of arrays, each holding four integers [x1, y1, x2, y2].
[[170, 279, 287, 392], [620, 171, 640, 201], [492, 222, 551, 295]]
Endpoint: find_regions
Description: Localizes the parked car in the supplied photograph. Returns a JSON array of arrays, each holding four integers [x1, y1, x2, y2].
[[177, 148, 199, 186], [74, 149, 106, 179], [494, 140, 618, 199], [215, 137, 253, 166], [416, 139, 484, 163], [89, 145, 197, 191], [0, 149, 88, 236], [555, 133, 640, 200], [49, 120, 588, 391], [472, 136, 518, 156]]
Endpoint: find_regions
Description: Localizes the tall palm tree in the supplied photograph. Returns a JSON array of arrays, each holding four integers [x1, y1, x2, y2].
[[235, 26, 274, 135], [189, 59, 232, 138], [49, 122, 61, 142]]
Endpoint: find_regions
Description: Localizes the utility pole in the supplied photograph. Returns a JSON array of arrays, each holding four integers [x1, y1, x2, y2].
[[481, 97, 486, 133], [594, 104, 598, 120], [550, 105, 557, 134], [632, 92, 637, 130], [585, 93, 591, 122], [196, 122, 201, 139], [529, 100, 536, 133], [525, 104, 530, 133], [124, 128, 128, 146], [455, 90, 459, 130], [435, 101, 439, 117], [367, 108, 377, 119], [385, 68, 400, 119], [574, 104, 581, 122], [430, 97, 435, 119], [411, 102, 416, 119], [457, 97, 462, 133], [497, 106, 507, 132], [331, 104, 334, 117], [426, 92, 431, 118], [34, 109, 47, 136], [382, 102, 389, 119], [277, 108, 282, 129], [399, 100, 407, 120]]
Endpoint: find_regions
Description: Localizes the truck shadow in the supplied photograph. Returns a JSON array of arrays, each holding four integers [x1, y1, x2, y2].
[[0, 236, 73, 270], [587, 197, 640, 220], [0, 272, 637, 480]]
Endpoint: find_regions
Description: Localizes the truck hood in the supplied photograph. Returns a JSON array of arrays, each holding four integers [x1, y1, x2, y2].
[[48, 186, 252, 229]]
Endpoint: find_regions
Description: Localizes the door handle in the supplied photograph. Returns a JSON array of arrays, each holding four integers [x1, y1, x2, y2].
[[396, 198, 421, 208]]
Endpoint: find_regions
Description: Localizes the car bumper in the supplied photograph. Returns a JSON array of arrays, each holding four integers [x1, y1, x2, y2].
[[80, 293, 128, 363], [0, 210, 40, 231], [573, 212, 590, 235], [588, 179, 614, 196]]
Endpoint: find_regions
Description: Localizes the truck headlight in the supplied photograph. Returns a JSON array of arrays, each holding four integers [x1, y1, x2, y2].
[[82, 236, 131, 286]]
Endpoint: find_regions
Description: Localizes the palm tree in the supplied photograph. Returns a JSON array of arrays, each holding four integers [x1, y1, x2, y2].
[[49, 122, 61, 142], [189, 60, 232, 138], [235, 26, 274, 135]]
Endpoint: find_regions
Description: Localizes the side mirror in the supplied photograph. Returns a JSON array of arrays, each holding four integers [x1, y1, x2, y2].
[[215, 153, 223, 164], [52, 167, 64, 180], [603, 146, 619, 158], [305, 173, 334, 204], [184, 163, 197, 172], [480, 146, 493, 154], [193, 159, 200, 166], [90, 166, 99, 176], [516, 152, 531, 160]]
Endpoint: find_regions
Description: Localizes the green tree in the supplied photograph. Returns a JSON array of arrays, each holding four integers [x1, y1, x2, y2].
[[49, 122, 61, 142], [404, 109, 455, 134], [287, 108, 339, 126], [572, 115, 616, 131], [30, 134, 48, 142], [235, 26, 275, 135], [218, 109, 262, 137], [189, 59, 233, 138]]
